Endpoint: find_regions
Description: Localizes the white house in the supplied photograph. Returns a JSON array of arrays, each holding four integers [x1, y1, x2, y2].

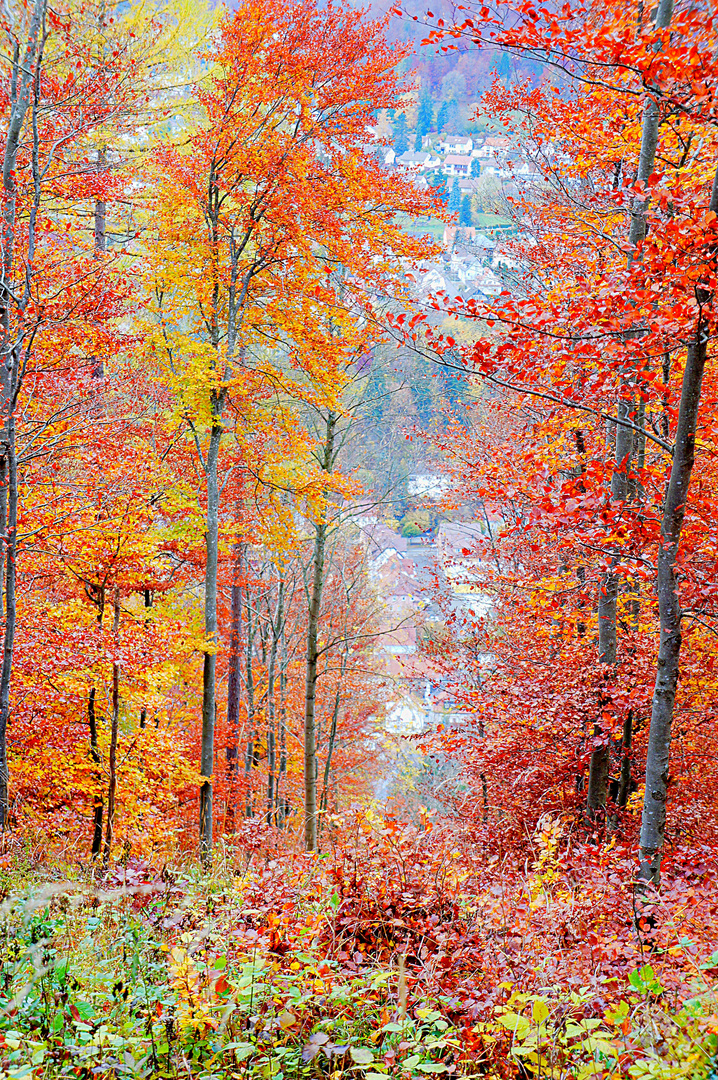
[[444, 154, 472, 176], [438, 136, 473, 155], [396, 151, 441, 173]]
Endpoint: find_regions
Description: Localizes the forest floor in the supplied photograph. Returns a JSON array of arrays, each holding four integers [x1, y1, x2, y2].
[[1, 813, 717, 1080]]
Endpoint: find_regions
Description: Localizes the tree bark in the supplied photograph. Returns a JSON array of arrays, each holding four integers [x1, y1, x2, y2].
[[266, 576, 283, 825], [586, 0, 673, 820], [639, 164, 718, 884], [587, 400, 633, 818], [0, 0, 46, 833], [277, 625, 288, 827], [304, 411, 337, 851], [102, 587, 120, 869], [139, 588, 152, 729], [0, 419, 17, 831], [225, 546, 243, 833], [199, 420, 221, 866], [617, 710, 633, 809]]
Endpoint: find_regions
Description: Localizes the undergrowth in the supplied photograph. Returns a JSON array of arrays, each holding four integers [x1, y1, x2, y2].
[[0, 812, 717, 1079]]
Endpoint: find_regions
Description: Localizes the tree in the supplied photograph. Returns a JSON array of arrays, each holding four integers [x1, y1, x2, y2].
[[437, 101, 448, 132], [471, 157, 481, 178], [460, 194, 472, 226], [393, 112, 409, 155], [448, 178, 461, 213], [0, 0, 168, 830], [446, 99, 461, 134], [417, 90, 433, 135], [416, 0, 718, 887], [148, 0, 430, 862], [428, 173, 449, 205]]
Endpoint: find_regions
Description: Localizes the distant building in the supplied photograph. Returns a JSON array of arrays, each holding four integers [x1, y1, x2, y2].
[[438, 136, 474, 155], [475, 136, 512, 160], [395, 150, 441, 173], [444, 154, 472, 176]]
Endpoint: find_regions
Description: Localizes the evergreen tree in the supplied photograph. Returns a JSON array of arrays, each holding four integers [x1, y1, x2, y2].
[[446, 98, 460, 133], [393, 112, 408, 155], [497, 50, 511, 84], [448, 177, 461, 213], [417, 91, 433, 135], [471, 157, 481, 177], [436, 101, 448, 132], [366, 360, 388, 423], [428, 172, 449, 205], [414, 128, 423, 152], [460, 194, 472, 226]]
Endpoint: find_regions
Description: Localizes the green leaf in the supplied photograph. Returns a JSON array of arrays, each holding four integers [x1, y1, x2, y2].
[[224, 1042, 256, 1061], [402, 1055, 422, 1069], [497, 1012, 530, 1037], [416, 1064, 448, 1073], [350, 1047, 374, 1064]]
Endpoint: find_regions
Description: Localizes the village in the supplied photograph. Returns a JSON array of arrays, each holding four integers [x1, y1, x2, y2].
[[359, 494, 493, 742], [378, 121, 540, 305]]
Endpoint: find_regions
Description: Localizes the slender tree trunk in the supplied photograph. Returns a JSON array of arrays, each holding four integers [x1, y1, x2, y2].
[[319, 644, 349, 832], [0, 0, 46, 833], [244, 590, 256, 818], [639, 164, 718, 884], [225, 546, 243, 833], [88, 688, 104, 856], [139, 588, 152, 729], [200, 421, 221, 867], [277, 627, 288, 828], [85, 585, 107, 856], [617, 711, 633, 809], [319, 694, 340, 819], [102, 587, 120, 869], [586, 0, 673, 819], [304, 411, 338, 850], [304, 522, 327, 850], [266, 577, 283, 825], [0, 420, 17, 831], [305, 532, 330, 839], [587, 401, 633, 817]]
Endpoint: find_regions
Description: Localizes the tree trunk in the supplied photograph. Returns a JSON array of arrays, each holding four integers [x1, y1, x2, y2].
[[225, 547, 243, 833], [587, 400, 633, 818], [277, 626, 288, 828], [0, 420, 17, 831], [319, 643, 349, 832], [139, 588, 152, 729], [304, 412, 337, 852], [0, 0, 46, 833], [617, 710, 633, 809], [243, 587, 257, 818], [586, 0, 673, 819], [200, 421, 221, 866], [266, 576, 283, 825], [639, 164, 718, 884], [319, 692, 340, 822], [102, 587, 120, 869], [304, 511, 327, 851]]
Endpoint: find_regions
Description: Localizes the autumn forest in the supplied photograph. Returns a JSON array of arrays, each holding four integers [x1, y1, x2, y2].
[[0, 0, 717, 1076]]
